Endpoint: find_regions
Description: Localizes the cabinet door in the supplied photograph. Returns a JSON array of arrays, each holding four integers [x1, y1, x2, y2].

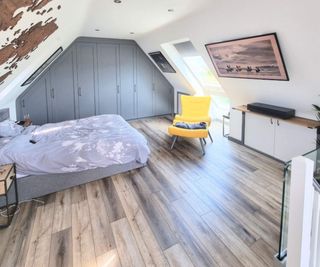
[[119, 44, 136, 120], [245, 113, 276, 156], [154, 69, 173, 115], [20, 74, 49, 125], [137, 49, 153, 118], [49, 49, 76, 123], [97, 43, 119, 115], [76, 43, 96, 118], [274, 120, 316, 162]]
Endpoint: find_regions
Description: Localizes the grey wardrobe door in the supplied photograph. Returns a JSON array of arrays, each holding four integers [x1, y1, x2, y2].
[[154, 69, 173, 115], [49, 49, 75, 123], [20, 74, 49, 125], [137, 49, 154, 118], [97, 43, 119, 115], [119, 44, 136, 120], [76, 43, 96, 118]]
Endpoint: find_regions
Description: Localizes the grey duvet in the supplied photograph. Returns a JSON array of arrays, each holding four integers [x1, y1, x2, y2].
[[0, 115, 150, 177]]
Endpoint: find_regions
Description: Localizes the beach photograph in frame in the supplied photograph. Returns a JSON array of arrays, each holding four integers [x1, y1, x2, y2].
[[205, 33, 289, 81], [149, 51, 176, 73]]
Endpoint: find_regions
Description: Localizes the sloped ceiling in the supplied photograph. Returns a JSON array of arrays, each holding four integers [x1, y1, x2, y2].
[[0, 0, 211, 114], [1, 0, 319, 119], [0, 0, 90, 109], [0, 0, 60, 85], [136, 0, 320, 118]]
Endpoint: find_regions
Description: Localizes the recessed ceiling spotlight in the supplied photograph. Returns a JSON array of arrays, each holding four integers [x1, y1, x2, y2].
[[95, 29, 100, 31], [114, 0, 122, 3], [130, 32, 135, 35], [168, 8, 174, 12]]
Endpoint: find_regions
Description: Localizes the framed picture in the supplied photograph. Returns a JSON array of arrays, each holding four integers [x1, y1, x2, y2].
[[149, 51, 176, 73], [205, 33, 289, 81], [21, 47, 63, 86]]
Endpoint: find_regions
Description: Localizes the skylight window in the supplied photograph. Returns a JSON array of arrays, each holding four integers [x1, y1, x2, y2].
[[161, 40, 230, 121], [183, 56, 222, 94]]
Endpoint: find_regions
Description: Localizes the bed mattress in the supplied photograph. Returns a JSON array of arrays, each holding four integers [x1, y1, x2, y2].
[[0, 115, 150, 177]]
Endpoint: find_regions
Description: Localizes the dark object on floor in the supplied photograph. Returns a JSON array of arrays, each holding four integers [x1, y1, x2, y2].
[[175, 122, 207, 129], [247, 102, 295, 119]]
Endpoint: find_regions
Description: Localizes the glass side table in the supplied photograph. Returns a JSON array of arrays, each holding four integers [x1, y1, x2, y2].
[[222, 114, 230, 137], [0, 164, 18, 228]]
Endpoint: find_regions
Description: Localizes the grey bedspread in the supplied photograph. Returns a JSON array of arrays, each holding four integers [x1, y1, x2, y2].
[[0, 115, 150, 177]]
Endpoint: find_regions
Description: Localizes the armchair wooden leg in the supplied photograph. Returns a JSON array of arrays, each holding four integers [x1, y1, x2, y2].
[[203, 138, 207, 145], [208, 130, 213, 143], [199, 138, 206, 156], [170, 136, 178, 150]]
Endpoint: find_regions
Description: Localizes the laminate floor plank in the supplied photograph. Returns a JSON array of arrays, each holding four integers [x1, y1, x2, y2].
[[101, 178, 126, 223], [72, 200, 97, 267], [25, 196, 56, 267], [0, 201, 39, 267], [96, 249, 122, 267], [86, 181, 115, 257], [128, 170, 177, 250], [0, 117, 284, 267], [172, 198, 244, 267], [52, 189, 72, 233], [111, 218, 145, 267], [164, 244, 195, 267], [49, 227, 73, 267], [202, 212, 267, 267], [113, 174, 169, 267]]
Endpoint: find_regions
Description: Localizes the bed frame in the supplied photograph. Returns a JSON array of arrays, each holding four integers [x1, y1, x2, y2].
[[0, 109, 145, 205]]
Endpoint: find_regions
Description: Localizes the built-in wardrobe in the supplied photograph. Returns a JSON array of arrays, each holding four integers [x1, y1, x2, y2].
[[17, 38, 174, 125]]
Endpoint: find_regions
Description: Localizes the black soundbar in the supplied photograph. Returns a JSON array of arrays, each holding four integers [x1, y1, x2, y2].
[[247, 102, 295, 119]]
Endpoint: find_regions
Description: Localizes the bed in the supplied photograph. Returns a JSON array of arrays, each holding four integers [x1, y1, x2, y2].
[[0, 109, 150, 204]]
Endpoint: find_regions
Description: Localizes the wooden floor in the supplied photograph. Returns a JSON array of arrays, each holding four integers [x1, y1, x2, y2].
[[0, 117, 284, 267]]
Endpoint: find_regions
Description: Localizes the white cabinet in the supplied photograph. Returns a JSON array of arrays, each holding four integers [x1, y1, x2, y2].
[[274, 120, 316, 162], [245, 113, 276, 156], [245, 112, 317, 162]]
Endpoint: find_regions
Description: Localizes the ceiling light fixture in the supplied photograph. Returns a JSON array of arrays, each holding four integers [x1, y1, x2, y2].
[[95, 29, 100, 31], [168, 9, 174, 12], [130, 32, 135, 35], [114, 0, 122, 3]]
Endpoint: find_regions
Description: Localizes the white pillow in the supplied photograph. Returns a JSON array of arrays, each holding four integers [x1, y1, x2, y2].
[[0, 120, 24, 137]]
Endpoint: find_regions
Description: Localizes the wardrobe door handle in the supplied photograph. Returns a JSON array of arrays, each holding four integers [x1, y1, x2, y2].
[[51, 88, 55, 99], [117, 85, 120, 94], [78, 86, 82, 96], [22, 99, 25, 108], [270, 118, 273, 125], [277, 120, 280, 126]]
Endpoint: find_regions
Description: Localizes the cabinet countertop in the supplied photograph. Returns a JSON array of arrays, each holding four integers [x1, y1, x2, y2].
[[233, 105, 320, 129]]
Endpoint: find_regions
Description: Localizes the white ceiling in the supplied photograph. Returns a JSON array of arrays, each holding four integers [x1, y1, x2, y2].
[[81, 0, 211, 39]]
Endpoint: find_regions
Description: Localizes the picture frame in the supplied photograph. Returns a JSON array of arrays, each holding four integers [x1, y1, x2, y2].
[[205, 33, 289, 81], [149, 51, 176, 73], [21, 47, 63, 86]]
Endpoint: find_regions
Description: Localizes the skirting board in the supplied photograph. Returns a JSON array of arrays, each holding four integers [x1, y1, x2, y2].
[[1, 161, 145, 206]]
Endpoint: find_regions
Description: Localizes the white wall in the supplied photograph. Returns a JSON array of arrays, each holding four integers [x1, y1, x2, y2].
[[136, 0, 320, 119]]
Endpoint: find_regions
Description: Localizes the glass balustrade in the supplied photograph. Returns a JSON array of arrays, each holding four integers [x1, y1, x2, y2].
[[277, 148, 320, 261]]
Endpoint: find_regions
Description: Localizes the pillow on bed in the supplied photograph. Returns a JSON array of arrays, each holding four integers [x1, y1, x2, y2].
[[0, 120, 24, 137]]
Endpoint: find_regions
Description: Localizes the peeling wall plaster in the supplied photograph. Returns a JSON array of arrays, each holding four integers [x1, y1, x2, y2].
[[0, 0, 61, 85]]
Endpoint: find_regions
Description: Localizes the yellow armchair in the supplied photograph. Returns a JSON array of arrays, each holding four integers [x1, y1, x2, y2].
[[173, 95, 213, 142]]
